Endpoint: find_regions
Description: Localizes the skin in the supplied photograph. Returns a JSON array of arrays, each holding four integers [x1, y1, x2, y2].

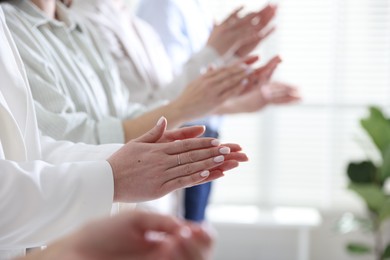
[[207, 4, 278, 58], [108, 117, 248, 203], [30, 0, 283, 142], [16, 211, 214, 260]]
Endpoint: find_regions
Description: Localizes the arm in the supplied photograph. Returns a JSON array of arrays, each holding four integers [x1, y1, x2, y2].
[[121, 63, 250, 140], [16, 211, 214, 260], [4, 11, 126, 145], [0, 159, 114, 249]]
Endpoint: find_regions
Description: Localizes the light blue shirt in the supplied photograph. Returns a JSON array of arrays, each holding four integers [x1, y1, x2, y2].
[[137, 0, 221, 132]]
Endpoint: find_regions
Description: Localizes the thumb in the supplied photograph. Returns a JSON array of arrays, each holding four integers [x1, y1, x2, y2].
[[134, 116, 167, 143]]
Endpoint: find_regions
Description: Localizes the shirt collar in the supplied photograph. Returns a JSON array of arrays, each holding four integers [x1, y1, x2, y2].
[[12, 0, 80, 32]]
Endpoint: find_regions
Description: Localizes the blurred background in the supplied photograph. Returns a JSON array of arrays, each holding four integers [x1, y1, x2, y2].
[[128, 0, 390, 259]]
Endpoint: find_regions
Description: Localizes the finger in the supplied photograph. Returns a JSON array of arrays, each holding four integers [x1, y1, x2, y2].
[[234, 55, 259, 66], [272, 96, 302, 104], [130, 211, 182, 235], [215, 66, 252, 97], [223, 152, 249, 162], [161, 126, 206, 142], [134, 116, 167, 143], [253, 56, 281, 81], [195, 170, 225, 185], [256, 4, 277, 30], [207, 65, 248, 84], [163, 138, 220, 154], [219, 76, 249, 101], [229, 12, 258, 31], [168, 146, 231, 169], [221, 143, 242, 152], [164, 155, 226, 181], [209, 160, 240, 173], [258, 26, 276, 41], [223, 5, 244, 25], [162, 169, 213, 193]]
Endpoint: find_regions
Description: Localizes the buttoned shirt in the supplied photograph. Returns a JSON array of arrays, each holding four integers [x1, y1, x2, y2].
[[72, 0, 222, 106], [2, 1, 147, 145]]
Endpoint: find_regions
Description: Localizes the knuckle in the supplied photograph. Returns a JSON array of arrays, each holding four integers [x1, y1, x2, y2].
[[184, 164, 192, 175], [182, 140, 191, 151], [187, 151, 196, 163]]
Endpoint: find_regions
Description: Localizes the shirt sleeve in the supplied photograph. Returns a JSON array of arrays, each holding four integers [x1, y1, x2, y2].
[[3, 6, 125, 145], [0, 159, 114, 249], [153, 46, 223, 101], [137, 0, 193, 73]]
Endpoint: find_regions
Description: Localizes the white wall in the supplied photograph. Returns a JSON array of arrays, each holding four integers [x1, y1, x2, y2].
[[211, 212, 386, 260]]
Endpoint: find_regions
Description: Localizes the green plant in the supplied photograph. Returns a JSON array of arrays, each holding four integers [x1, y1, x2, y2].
[[341, 107, 390, 260]]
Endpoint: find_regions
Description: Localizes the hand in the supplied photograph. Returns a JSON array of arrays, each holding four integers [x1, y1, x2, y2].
[[207, 4, 277, 58], [217, 81, 301, 114], [170, 61, 251, 121], [235, 4, 278, 57], [108, 117, 245, 202], [246, 56, 282, 92], [194, 143, 249, 185], [19, 211, 213, 260]]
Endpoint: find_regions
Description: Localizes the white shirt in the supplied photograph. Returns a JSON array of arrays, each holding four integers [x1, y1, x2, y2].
[[72, 0, 222, 106], [2, 1, 147, 145], [137, 0, 221, 130], [137, 0, 214, 74], [0, 7, 119, 258]]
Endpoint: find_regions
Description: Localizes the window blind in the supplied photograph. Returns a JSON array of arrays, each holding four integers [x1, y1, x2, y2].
[[204, 0, 390, 211]]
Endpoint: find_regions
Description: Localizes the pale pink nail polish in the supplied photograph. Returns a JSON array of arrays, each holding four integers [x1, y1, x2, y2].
[[219, 147, 230, 154], [179, 227, 192, 238], [211, 139, 220, 146], [200, 170, 210, 178], [213, 155, 225, 163], [157, 116, 165, 126]]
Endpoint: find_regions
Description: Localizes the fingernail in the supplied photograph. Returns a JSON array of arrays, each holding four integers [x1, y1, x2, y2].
[[219, 147, 231, 154], [157, 116, 165, 126], [200, 170, 210, 177], [211, 139, 220, 146], [246, 67, 253, 75], [213, 155, 225, 163], [179, 226, 192, 238]]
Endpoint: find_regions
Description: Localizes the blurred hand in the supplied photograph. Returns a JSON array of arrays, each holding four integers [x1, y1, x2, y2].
[[218, 81, 301, 114], [170, 61, 252, 121], [207, 4, 277, 58], [108, 117, 247, 202], [20, 211, 214, 260]]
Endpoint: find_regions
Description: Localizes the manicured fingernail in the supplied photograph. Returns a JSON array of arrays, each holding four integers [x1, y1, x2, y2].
[[179, 226, 192, 238], [246, 67, 253, 75], [211, 139, 220, 146], [157, 116, 165, 126], [214, 155, 225, 163], [219, 147, 230, 154], [241, 78, 249, 86], [200, 170, 210, 177]]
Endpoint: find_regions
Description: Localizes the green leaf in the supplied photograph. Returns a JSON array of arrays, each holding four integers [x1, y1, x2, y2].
[[346, 242, 372, 255], [361, 107, 390, 156], [335, 213, 373, 233], [348, 184, 386, 212], [378, 200, 390, 223], [381, 145, 390, 182], [347, 161, 377, 184], [382, 244, 390, 259]]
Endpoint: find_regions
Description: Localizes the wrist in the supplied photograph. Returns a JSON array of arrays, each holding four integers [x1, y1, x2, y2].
[[163, 100, 192, 128]]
